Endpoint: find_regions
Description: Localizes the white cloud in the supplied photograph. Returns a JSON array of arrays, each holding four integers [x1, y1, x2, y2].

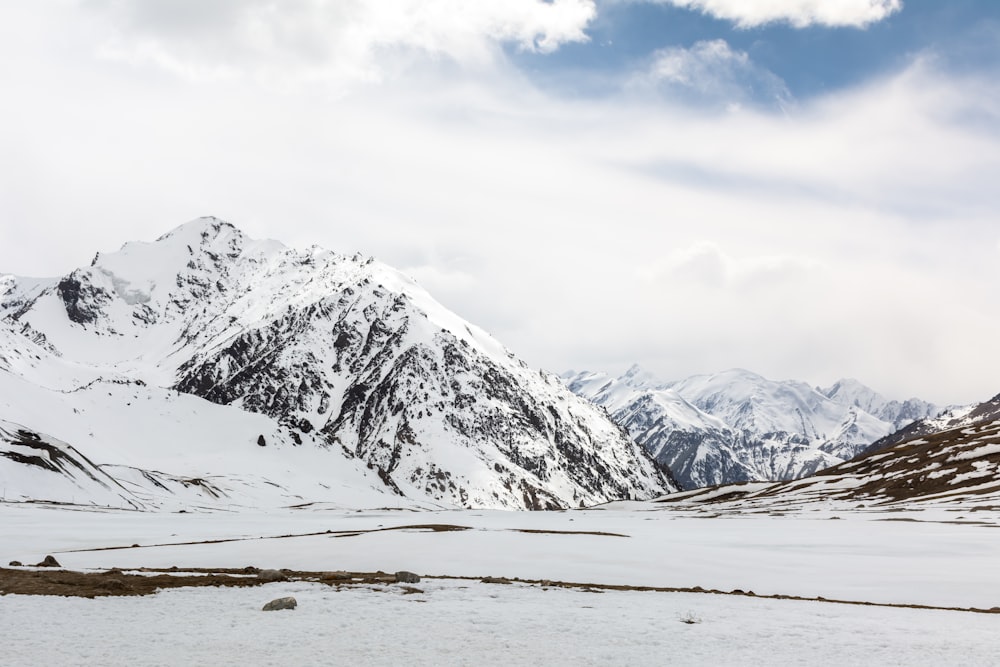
[[82, 0, 596, 87], [643, 242, 821, 289], [2, 3, 999, 405], [401, 264, 478, 297], [630, 39, 792, 110], [639, 0, 902, 29]]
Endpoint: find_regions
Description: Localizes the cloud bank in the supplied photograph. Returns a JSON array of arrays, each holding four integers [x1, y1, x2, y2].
[[630, 39, 793, 110], [636, 0, 903, 29], [1, 1, 997, 405], [86, 0, 596, 86]]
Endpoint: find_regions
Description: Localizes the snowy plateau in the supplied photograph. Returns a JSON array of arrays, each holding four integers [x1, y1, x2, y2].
[[2, 218, 999, 666], [564, 366, 938, 489]]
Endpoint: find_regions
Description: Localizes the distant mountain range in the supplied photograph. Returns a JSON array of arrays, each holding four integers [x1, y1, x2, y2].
[[563, 366, 938, 489], [0, 218, 674, 510], [655, 389, 1000, 509]]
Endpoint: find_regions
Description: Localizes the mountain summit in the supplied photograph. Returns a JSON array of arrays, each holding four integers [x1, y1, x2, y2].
[[1, 218, 674, 509]]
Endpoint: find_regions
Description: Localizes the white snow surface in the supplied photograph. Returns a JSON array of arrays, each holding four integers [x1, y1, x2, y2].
[[0, 367, 414, 511], [7, 580, 999, 667], [3, 503, 1000, 666]]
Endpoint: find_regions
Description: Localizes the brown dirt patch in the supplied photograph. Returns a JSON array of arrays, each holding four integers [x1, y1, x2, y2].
[[509, 529, 629, 538], [59, 524, 473, 554], [0, 566, 415, 599], [0, 567, 261, 598]]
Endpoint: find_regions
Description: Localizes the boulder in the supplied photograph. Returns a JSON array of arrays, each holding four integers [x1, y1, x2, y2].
[[394, 571, 420, 584], [262, 596, 297, 611], [36, 555, 61, 568], [258, 569, 288, 582], [8, 560, 22, 567]]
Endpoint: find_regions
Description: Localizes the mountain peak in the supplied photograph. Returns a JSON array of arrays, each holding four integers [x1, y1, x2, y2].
[[716, 368, 767, 383], [821, 377, 884, 406], [823, 377, 870, 394], [145, 216, 281, 262], [621, 363, 659, 389], [155, 216, 240, 243]]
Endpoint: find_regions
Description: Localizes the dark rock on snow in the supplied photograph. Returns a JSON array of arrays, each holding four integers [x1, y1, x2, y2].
[[262, 596, 297, 611]]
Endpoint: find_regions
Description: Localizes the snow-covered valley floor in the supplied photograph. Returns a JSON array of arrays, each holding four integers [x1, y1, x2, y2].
[[3, 501, 999, 666]]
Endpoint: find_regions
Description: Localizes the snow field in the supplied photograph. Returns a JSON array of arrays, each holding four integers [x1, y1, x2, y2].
[[4, 578, 999, 666], [4, 504, 1000, 609]]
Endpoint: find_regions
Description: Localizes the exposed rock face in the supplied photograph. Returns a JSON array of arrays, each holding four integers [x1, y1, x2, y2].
[[0, 218, 675, 510], [56, 274, 108, 325], [564, 366, 937, 489]]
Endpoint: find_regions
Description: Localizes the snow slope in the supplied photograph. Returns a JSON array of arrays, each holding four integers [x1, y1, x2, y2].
[[0, 218, 674, 510], [0, 367, 402, 510]]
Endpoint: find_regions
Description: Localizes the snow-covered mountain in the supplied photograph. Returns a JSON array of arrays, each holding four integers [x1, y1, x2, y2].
[[656, 389, 1000, 509], [563, 365, 937, 489], [819, 378, 938, 432], [0, 218, 674, 510], [860, 391, 1000, 457]]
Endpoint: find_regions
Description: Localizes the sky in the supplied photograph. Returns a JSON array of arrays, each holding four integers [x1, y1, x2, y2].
[[1, 0, 999, 405]]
